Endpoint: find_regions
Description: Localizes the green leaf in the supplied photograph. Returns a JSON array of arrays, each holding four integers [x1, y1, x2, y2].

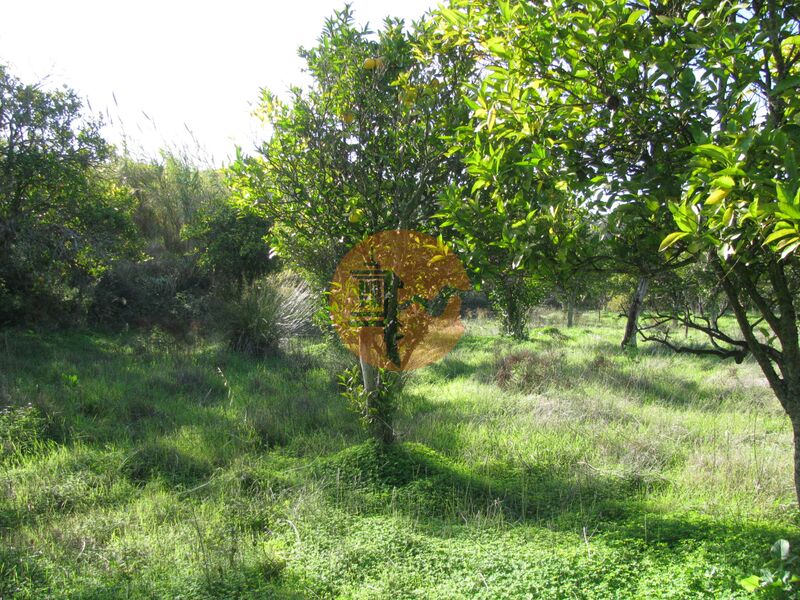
[[439, 7, 466, 26], [781, 35, 800, 49], [659, 231, 690, 252], [723, 205, 734, 226], [739, 575, 761, 592], [498, 0, 513, 22], [712, 175, 735, 190], [694, 144, 732, 165], [471, 179, 488, 194], [780, 240, 800, 259], [763, 227, 797, 246], [627, 9, 646, 24], [687, 124, 707, 144], [776, 182, 790, 203], [771, 75, 800, 96], [777, 202, 800, 220]]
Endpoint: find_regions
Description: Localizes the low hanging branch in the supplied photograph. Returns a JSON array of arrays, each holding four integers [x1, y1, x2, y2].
[[636, 312, 752, 364]]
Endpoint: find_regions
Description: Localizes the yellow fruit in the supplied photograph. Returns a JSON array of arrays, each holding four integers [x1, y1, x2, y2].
[[362, 57, 377, 70], [400, 88, 418, 106], [348, 209, 363, 223], [342, 111, 355, 124]]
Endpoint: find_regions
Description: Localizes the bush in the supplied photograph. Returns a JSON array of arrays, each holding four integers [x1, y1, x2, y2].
[[487, 276, 549, 340], [89, 256, 209, 333], [222, 272, 315, 356], [183, 199, 276, 287]]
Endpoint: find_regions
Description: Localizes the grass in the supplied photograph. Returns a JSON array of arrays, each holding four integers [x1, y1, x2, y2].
[[0, 314, 797, 598]]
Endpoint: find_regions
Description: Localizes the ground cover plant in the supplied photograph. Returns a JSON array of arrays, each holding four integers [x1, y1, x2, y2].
[[1, 313, 797, 598]]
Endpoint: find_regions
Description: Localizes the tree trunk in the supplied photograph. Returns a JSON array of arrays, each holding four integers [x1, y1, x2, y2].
[[792, 415, 800, 507], [566, 293, 575, 328], [621, 276, 649, 349], [359, 332, 394, 444], [715, 257, 800, 506]]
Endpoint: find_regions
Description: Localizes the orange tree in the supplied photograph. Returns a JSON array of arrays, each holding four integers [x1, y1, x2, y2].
[[436, 0, 800, 504], [230, 7, 475, 442], [652, 0, 800, 503], [434, 0, 709, 347]]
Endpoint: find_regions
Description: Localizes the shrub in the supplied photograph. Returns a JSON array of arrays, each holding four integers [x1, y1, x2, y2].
[[89, 256, 209, 333], [183, 199, 276, 288], [487, 276, 549, 340], [222, 272, 314, 356]]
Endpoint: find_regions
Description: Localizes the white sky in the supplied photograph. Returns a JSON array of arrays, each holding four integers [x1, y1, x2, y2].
[[0, 0, 437, 166]]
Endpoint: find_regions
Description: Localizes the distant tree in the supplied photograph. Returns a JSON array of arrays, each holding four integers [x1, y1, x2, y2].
[[0, 65, 138, 323]]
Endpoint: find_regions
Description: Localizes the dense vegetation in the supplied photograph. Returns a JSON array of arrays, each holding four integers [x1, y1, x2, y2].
[[1, 0, 800, 597]]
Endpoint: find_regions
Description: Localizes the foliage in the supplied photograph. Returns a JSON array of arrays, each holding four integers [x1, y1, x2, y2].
[[338, 364, 403, 442], [0, 65, 139, 324], [230, 6, 474, 287], [433, 0, 710, 345], [740, 540, 800, 597], [118, 151, 227, 256], [89, 255, 209, 334], [486, 275, 548, 339], [184, 197, 274, 289]]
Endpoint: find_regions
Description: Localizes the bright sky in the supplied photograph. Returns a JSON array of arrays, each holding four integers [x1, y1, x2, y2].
[[0, 0, 437, 166]]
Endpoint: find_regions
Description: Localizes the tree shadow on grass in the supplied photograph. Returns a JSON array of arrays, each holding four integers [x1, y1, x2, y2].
[[430, 336, 758, 411], [311, 436, 800, 576], [313, 437, 657, 528]]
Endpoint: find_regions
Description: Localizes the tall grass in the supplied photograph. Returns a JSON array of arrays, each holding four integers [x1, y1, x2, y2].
[[223, 271, 315, 356]]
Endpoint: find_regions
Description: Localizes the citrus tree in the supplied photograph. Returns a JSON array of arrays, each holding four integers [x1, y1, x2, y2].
[[652, 0, 800, 503], [436, 0, 800, 505], [434, 0, 709, 346], [231, 7, 475, 442]]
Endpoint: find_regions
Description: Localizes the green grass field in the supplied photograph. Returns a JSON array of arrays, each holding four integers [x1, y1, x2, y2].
[[1, 314, 798, 598]]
